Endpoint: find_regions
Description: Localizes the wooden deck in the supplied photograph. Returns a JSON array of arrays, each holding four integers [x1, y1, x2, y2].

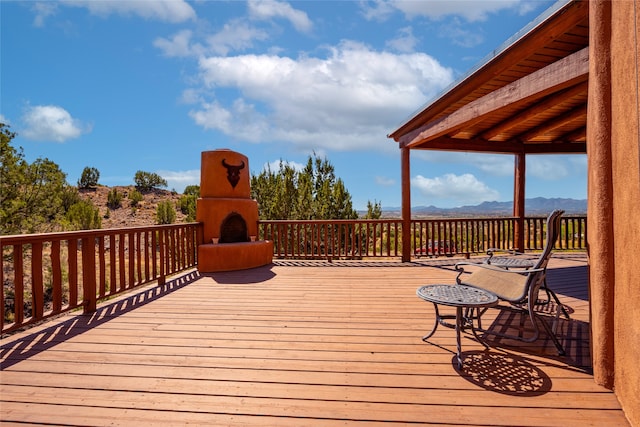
[[0, 254, 629, 426]]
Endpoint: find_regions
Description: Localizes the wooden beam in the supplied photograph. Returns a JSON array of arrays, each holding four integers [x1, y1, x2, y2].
[[389, 0, 588, 140], [523, 142, 586, 154], [517, 103, 587, 141], [414, 137, 523, 154], [401, 47, 589, 148], [559, 126, 586, 142], [481, 81, 588, 140], [412, 136, 586, 154]]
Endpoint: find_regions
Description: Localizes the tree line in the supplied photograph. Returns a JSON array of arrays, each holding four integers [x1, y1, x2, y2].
[[1, 123, 381, 236]]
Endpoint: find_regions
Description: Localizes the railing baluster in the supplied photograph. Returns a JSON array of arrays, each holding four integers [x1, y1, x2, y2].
[[51, 240, 62, 313], [13, 244, 24, 326], [68, 238, 78, 308], [31, 241, 44, 321], [82, 236, 97, 313], [99, 236, 106, 297]]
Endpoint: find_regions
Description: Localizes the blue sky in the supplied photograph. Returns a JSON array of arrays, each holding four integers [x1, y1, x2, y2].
[[1, 0, 586, 210]]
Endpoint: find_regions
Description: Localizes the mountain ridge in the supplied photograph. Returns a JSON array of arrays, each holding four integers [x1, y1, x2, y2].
[[375, 197, 586, 218]]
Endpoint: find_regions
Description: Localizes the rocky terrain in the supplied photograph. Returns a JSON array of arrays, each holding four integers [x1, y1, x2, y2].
[[78, 186, 189, 229]]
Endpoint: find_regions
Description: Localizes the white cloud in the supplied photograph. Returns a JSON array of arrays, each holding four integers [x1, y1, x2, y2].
[[438, 18, 485, 48], [248, 0, 313, 33], [21, 105, 90, 142], [469, 154, 514, 176], [0, 114, 10, 125], [386, 0, 521, 22], [60, 0, 196, 23], [360, 0, 397, 22], [264, 159, 305, 173], [31, 2, 58, 27], [527, 156, 570, 180], [412, 173, 500, 205], [154, 30, 200, 58], [179, 88, 203, 105], [415, 151, 514, 176], [189, 99, 270, 143], [205, 20, 270, 56], [386, 26, 418, 53], [376, 176, 395, 186], [157, 169, 200, 193], [155, 21, 270, 58], [190, 41, 453, 152]]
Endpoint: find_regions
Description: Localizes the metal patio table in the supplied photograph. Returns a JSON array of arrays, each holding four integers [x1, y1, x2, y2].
[[417, 284, 499, 369]]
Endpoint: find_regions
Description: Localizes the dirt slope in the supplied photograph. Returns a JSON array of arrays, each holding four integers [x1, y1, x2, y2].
[[78, 186, 188, 229]]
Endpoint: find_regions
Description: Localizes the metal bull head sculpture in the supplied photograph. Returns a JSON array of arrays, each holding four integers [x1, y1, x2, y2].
[[221, 159, 245, 188]]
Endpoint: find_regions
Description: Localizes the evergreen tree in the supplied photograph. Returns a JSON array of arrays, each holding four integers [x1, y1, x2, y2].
[[363, 200, 382, 219], [250, 153, 357, 220], [78, 166, 100, 189], [134, 170, 167, 192], [1, 123, 72, 234]]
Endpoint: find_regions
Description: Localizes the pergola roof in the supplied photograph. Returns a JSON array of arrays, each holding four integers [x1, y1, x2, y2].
[[388, 0, 588, 155]]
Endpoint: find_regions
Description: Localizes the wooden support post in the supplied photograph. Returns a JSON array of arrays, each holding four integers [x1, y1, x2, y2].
[[401, 146, 412, 262], [513, 152, 526, 252]]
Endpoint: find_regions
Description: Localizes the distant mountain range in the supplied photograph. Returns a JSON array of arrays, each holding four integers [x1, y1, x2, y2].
[[375, 197, 586, 218]]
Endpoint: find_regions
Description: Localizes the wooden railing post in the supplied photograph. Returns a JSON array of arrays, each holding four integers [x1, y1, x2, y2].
[[82, 236, 97, 314]]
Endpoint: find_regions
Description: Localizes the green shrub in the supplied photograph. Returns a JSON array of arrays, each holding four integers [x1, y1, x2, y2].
[[178, 194, 197, 222], [183, 185, 200, 197], [107, 188, 123, 209], [156, 200, 176, 224], [129, 189, 143, 207], [66, 200, 102, 230], [61, 186, 81, 212]]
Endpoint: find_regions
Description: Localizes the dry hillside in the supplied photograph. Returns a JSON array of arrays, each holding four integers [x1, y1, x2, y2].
[[78, 186, 189, 229]]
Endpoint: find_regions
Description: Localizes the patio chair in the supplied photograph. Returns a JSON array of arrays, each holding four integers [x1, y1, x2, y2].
[[454, 210, 567, 355], [484, 209, 570, 319]]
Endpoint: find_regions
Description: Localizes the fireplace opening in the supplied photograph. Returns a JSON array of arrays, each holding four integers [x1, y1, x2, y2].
[[219, 212, 250, 243]]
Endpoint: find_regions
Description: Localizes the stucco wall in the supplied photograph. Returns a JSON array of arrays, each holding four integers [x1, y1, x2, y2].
[[588, 1, 640, 425], [611, 1, 640, 425]]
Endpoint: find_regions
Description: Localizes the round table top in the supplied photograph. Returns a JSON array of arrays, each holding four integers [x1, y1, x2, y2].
[[417, 284, 498, 308], [486, 257, 535, 269]]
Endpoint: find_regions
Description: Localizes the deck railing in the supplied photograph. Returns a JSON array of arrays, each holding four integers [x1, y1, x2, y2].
[[2, 215, 586, 333], [1, 223, 199, 334], [259, 219, 403, 259], [259, 215, 587, 259]]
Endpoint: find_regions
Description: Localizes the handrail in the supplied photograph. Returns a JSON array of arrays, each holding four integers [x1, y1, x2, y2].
[[259, 215, 587, 260], [1, 223, 200, 334], [2, 215, 586, 333], [258, 219, 402, 259]]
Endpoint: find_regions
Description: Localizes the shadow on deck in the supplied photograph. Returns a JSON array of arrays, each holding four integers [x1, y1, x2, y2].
[[0, 253, 629, 426]]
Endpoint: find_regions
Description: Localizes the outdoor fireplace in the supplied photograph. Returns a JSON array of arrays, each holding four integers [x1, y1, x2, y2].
[[196, 149, 273, 272]]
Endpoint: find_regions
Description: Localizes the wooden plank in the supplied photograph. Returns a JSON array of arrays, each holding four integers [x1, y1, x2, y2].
[[401, 47, 589, 147], [481, 81, 588, 139], [0, 256, 630, 426]]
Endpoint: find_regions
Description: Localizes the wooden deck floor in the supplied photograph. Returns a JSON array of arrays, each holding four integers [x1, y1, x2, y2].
[[1, 254, 629, 426]]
